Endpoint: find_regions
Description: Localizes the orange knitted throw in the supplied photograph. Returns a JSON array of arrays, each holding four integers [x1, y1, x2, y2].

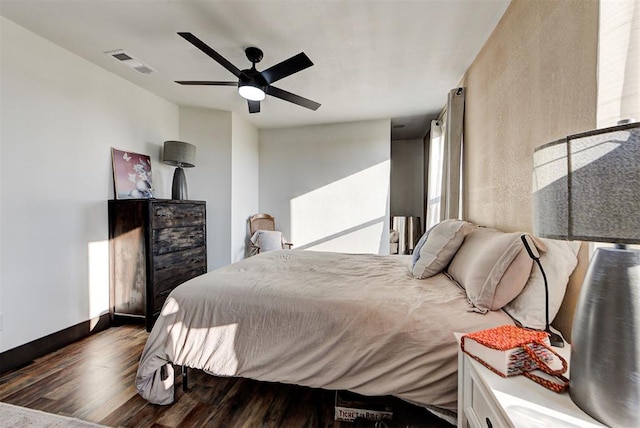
[[461, 325, 568, 393]]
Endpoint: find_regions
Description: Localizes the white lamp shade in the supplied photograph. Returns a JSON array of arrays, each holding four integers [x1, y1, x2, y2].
[[533, 122, 640, 244], [163, 140, 196, 168]]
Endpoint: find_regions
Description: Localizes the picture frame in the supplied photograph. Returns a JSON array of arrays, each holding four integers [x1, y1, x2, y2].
[[111, 148, 153, 199]]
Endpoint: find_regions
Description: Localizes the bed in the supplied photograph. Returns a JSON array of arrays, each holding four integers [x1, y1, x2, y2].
[[135, 220, 581, 415]]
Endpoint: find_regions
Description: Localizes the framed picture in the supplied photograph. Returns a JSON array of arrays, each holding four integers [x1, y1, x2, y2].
[[111, 148, 153, 199]]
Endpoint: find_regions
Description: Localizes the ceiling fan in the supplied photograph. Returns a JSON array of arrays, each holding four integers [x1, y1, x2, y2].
[[175, 32, 321, 114]]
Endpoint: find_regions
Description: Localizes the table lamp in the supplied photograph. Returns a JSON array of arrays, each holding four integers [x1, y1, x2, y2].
[[532, 121, 639, 427], [163, 140, 196, 200]]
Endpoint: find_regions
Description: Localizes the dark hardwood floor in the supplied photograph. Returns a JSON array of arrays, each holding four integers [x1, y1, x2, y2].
[[0, 325, 454, 427]]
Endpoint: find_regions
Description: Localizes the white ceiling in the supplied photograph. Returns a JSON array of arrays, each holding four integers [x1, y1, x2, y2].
[[0, 0, 510, 140]]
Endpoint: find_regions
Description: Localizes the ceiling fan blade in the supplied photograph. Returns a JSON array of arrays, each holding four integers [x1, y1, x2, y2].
[[248, 100, 261, 114], [266, 85, 321, 111], [261, 52, 313, 84], [177, 32, 245, 79], [175, 81, 237, 86]]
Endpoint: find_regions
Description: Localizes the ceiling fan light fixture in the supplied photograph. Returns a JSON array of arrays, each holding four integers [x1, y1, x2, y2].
[[238, 83, 265, 101], [175, 33, 320, 111]]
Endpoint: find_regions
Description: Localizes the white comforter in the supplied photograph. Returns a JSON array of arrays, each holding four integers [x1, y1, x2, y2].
[[136, 250, 512, 410]]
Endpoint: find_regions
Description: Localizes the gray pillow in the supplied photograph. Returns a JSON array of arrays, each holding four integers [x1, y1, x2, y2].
[[411, 219, 476, 279], [447, 227, 533, 313]]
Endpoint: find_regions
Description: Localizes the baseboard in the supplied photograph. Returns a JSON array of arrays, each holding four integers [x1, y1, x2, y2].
[[0, 313, 111, 374]]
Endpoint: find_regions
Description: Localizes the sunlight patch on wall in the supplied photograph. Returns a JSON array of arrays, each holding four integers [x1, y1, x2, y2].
[[291, 160, 390, 253], [88, 240, 109, 323], [598, 0, 640, 127], [303, 221, 386, 253]]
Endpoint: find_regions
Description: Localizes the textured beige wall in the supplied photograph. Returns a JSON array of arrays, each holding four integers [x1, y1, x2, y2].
[[462, 0, 598, 232], [461, 0, 599, 340]]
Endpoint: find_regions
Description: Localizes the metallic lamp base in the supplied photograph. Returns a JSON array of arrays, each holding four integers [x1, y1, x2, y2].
[[570, 247, 640, 427], [171, 167, 188, 200]]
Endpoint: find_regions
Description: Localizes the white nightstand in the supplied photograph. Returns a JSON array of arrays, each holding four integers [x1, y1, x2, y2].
[[455, 333, 605, 428]]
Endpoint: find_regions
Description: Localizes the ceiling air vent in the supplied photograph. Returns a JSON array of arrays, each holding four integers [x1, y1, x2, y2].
[[106, 49, 155, 74]]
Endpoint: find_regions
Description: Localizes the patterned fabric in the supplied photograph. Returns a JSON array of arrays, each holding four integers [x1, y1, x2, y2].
[[465, 324, 548, 350], [461, 325, 569, 393]]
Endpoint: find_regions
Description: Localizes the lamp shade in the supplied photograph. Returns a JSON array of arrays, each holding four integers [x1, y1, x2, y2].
[[163, 140, 196, 168], [533, 121, 640, 244]]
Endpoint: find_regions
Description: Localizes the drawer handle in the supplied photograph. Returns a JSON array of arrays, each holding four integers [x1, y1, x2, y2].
[[485, 417, 493, 428]]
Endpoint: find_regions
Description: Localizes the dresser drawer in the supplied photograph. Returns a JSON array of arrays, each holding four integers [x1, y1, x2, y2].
[[152, 203, 205, 229], [154, 246, 206, 282], [153, 226, 205, 255], [153, 268, 207, 313], [153, 247, 206, 300]]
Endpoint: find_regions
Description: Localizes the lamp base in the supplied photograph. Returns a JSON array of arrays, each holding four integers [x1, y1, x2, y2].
[[171, 167, 188, 200], [570, 247, 640, 426]]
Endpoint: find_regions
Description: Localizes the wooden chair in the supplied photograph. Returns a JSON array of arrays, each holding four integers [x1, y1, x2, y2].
[[249, 213, 293, 255]]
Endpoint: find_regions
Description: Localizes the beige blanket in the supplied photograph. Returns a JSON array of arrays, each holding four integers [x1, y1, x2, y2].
[[136, 250, 512, 410]]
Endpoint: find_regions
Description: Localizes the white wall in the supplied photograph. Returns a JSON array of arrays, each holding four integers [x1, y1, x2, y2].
[[178, 107, 233, 270], [231, 113, 259, 262], [597, 0, 640, 127], [177, 108, 259, 269], [0, 17, 179, 352], [259, 120, 391, 254], [390, 139, 425, 225]]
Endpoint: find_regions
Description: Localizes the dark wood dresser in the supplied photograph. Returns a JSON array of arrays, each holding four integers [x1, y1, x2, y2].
[[108, 199, 207, 331]]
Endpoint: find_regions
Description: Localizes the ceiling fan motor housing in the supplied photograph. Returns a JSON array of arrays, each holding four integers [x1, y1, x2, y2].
[[245, 47, 263, 64], [240, 48, 267, 96], [241, 67, 267, 87]]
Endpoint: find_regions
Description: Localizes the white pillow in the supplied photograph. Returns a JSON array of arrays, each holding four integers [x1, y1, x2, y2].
[[251, 230, 284, 252], [411, 219, 476, 279], [447, 227, 533, 313], [502, 238, 581, 329]]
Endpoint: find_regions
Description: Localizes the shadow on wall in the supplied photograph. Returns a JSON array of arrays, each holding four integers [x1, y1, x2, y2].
[[293, 217, 387, 252], [289, 161, 390, 254], [259, 121, 392, 255]]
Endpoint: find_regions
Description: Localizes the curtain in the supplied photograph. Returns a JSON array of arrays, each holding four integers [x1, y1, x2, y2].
[[425, 87, 465, 230], [426, 119, 445, 230]]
